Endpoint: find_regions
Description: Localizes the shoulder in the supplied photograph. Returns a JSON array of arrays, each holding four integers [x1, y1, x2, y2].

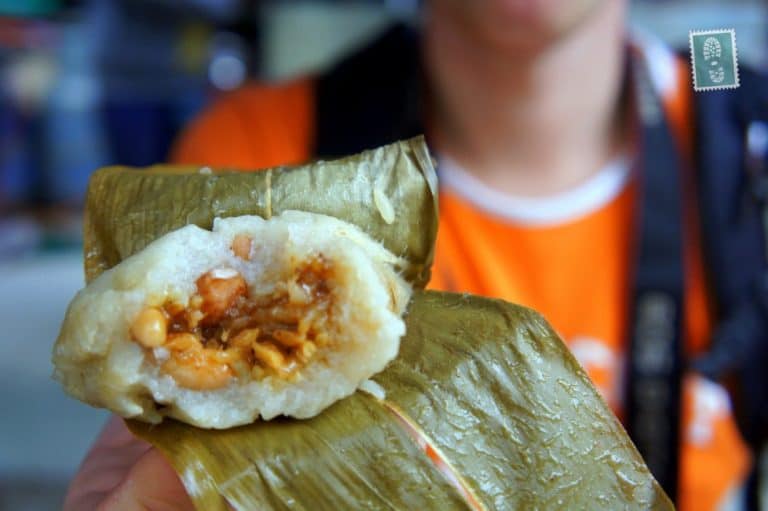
[[170, 77, 316, 170], [171, 22, 422, 168], [691, 63, 768, 123]]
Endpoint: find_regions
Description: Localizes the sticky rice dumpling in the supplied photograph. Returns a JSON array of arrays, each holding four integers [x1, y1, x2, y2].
[[53, 211, 411, 428], [52, 136, 673, 509]]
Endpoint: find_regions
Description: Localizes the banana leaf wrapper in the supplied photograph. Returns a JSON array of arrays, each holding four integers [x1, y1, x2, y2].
[[84, 134, 671, 509], [83, 136, 437, 286], [129, 291, 673, 510]]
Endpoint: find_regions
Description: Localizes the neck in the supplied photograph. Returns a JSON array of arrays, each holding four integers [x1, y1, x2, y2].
[[424, 3, 628, 197]]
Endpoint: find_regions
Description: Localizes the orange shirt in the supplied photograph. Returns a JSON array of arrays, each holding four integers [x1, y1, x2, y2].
[[432, 158, 635, 412], [432, 153, 748, 511], [170, 40, 750, 511]]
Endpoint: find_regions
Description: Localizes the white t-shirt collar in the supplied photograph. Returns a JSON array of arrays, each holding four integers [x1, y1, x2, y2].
[[437, 154, 633, 227]]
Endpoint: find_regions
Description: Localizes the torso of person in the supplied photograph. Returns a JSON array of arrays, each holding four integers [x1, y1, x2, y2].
[[170, 35, 751, 511]]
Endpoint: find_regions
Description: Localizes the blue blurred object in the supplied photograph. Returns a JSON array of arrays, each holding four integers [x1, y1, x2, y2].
[[101, 100, 192, 167], [0, 94, 35, 208], [41, 4, 109, 206], [0, 216, 43, 258], [93, 0, 209, 167]]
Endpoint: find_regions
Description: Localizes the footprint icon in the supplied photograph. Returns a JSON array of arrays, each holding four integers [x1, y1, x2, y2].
[[702, 37, 725, 83]]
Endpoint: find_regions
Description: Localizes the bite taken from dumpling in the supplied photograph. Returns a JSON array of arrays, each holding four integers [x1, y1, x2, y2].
[[53, 211, 411, 428]]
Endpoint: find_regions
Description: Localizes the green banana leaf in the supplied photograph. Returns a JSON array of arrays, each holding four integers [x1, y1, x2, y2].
[[81, 134, 672, 510], [83, 136, 437, 286], [129, 290, 673, 510]]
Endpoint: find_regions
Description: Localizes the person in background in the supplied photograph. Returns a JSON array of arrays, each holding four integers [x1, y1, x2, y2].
[[65, 1, 767, 509]]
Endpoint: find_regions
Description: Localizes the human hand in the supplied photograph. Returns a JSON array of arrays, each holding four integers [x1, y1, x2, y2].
[[63, 415, 194, 511]]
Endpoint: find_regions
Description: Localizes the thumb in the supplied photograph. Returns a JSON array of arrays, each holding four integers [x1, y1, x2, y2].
[[98, 448, 194, 511]]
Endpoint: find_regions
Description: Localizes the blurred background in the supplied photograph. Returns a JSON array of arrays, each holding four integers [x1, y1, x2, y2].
[[0, 0, 766, 509]]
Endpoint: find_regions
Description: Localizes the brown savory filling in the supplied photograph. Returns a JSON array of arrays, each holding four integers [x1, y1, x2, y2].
[[129, 235, 335, 390]]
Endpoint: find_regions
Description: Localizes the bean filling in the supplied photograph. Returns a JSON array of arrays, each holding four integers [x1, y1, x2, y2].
[[129, 243, 335, 390]]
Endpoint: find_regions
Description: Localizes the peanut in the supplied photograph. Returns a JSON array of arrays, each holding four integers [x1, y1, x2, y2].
[[161, 334, 236, 390], [231, 234, 253, 260], [196, 269, 247, 324], [130, 307, 167, 348], [161, 354, 233, 390]]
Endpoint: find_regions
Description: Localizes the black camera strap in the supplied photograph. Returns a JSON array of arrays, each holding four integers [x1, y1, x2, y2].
[[624, 51, 686, 502]]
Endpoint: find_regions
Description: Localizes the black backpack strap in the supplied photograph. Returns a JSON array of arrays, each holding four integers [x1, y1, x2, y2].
[[315, 23, 424, 158], [691, 66, 768, 453]]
